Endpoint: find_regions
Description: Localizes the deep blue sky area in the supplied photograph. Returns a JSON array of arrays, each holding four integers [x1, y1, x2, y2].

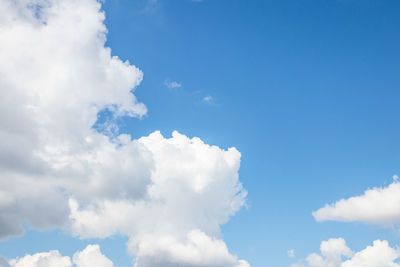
[[2, 0, 400, 266]]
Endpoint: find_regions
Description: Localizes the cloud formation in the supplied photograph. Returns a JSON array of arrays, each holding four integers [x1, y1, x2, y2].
[[0, 0, 147, 239], [69, 131, 248, 266], [313, 178, 400, 226], [7, 245, 112, 267], [0, 0, 248, 266], [202, 95, 213, 103], [164, 79, 182, 89], [292, 239, 400, 267]]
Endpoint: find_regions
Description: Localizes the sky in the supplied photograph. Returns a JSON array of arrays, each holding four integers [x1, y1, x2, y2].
[[1, 0, 400, 266]]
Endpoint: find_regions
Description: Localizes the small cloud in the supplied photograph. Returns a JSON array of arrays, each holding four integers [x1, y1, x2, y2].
[[164, 79, 182, 89], [202, 95, 212, 103], [393, 174, 399, 182], [288, 249, 295, 258]]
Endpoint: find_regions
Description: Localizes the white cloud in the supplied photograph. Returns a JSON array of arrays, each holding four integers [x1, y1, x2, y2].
[[0, 0, 147, 239], [0, 0, 249, 266], [306, 238, 353, 267], [133, 230, 250, 267], [8, 245, 112, 267], [292, 239, 400, 267], [202, 95, 213, 103], [164, 79, 182, 89], [9, 250, 72, 267], [313, 179, 400, 225], [342, 240, 400, 267], [73, 245, 113, 267], [69, 131, 248, 266]]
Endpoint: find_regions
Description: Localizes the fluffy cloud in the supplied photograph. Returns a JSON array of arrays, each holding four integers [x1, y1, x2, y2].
[[72, 245, 113, 267], [7, 245, 112, 267], [305, 238, 353, 267], [292, 239, 400, 267], [313, 179, 400, 225], [0, 0, 248, 266], [0, 0, 147, 238], [132, 230, 249, 267], [342, 240, 400, 267], [69, 131, 247, 266], [9, 250, 72, 267]]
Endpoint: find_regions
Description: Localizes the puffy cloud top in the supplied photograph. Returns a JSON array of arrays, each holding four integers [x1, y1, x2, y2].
[[8, 245, 113, 267], [292, 239, 400, 267], [0, 0, 249, 266], [313, 180, 400, 226]]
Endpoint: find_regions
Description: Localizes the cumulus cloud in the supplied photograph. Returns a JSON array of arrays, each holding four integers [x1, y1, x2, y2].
[[0, 0, 248, 266], [69, 130, 247, 266], [7, 244, 112, 267], [341, 240, 400, 267], [292, 239, 400, 267], [305, 238, 353, 267], [313, 178, 400, 225], [0, 0, 147, 238], [133, 230, 249, 267], [72, 245, 114, 267], [9, 250, 73, 267]]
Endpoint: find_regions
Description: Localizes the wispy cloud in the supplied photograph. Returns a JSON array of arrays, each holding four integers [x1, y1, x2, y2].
[[202, 95, 213, 103], [164, 79, 182, 89]]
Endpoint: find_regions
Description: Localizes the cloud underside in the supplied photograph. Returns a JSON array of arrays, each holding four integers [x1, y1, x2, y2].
[[292, 238, 400, 267], [0, 0, 248, 266]]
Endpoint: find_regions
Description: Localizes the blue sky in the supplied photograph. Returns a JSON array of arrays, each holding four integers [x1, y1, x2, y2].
[[1, 0, 400, 266]]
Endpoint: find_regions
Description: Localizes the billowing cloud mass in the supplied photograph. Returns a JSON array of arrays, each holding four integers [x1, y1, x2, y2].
[[291, 239, 400, 267], [0, 0, 248, 266], [7, 244, 112, 267], [313, 178, 400, 226], [69, 131, 248, 267]]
